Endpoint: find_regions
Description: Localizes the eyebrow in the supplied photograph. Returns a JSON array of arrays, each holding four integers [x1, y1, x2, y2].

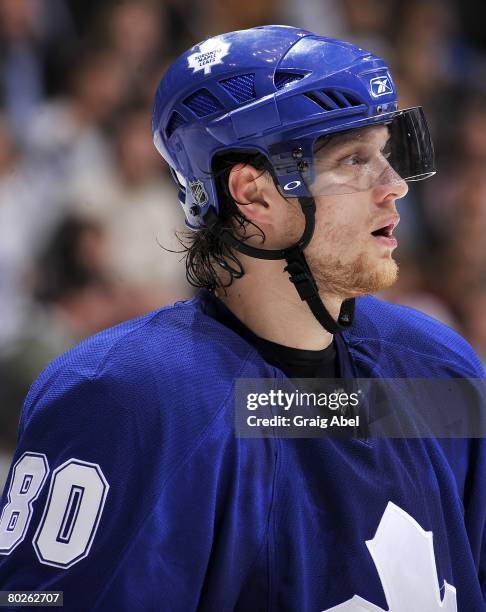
[[315, 128, 390, 155]]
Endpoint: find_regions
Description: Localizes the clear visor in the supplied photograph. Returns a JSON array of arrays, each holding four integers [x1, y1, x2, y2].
[[301, 107, 435, 197]]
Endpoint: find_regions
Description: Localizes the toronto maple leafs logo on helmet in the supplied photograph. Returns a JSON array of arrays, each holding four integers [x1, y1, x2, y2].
[[187, 38, 231, 75], [369, 75, 394, 97]]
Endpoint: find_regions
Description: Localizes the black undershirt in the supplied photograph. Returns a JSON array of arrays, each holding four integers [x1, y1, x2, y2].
[[206, 291, 340, 379]]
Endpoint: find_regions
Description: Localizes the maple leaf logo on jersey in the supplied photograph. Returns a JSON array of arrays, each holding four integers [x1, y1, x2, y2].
[[322, 502, 457, 612], [187, 39, 231, 75]]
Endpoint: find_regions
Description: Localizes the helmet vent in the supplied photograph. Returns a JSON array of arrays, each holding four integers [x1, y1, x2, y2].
[[183, 88, 224, 117], [166, 111, 187, 138], [274, 72, 305, 90], [219, 74, 256, 103], [305, 89, 364, 111]]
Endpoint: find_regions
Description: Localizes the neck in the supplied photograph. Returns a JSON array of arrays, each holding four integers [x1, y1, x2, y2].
[[215, 257, 341, 350]]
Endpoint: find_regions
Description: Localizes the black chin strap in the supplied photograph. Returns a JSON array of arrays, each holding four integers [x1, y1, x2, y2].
[[283, 246, 355, 334], [204, 197, 355, 334]]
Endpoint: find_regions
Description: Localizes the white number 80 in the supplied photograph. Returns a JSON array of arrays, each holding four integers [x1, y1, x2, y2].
[[0, 452, 109, 569]]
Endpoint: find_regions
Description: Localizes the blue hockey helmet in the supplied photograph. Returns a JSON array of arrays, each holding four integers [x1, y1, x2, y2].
[[152, 25, 435, 229], [152, 25, 435, 334]]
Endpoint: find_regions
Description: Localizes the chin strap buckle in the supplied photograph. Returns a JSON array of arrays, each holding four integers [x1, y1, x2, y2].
[[284, 247, 355, 334], [284, 249, 318, 301]]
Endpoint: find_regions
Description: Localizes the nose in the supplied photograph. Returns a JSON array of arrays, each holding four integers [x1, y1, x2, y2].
[[373, 166, 409, 202]]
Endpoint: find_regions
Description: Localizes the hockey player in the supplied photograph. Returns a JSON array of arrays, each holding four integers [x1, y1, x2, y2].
[[0, 26, 485, 611]]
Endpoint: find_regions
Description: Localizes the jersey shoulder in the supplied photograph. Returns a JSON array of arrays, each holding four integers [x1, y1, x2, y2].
[[31, 295, 254, 376], [346, 295, 484, 377], [20, 295, 268, 437]]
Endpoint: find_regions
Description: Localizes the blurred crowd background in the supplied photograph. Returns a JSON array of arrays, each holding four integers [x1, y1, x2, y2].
[[1, 0, 485, 486]]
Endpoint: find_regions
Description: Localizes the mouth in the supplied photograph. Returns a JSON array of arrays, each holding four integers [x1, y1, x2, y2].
[[371, 217, 399, 248]]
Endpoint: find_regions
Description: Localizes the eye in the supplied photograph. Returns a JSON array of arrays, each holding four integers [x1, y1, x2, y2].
[[342, 155, 365, 166]]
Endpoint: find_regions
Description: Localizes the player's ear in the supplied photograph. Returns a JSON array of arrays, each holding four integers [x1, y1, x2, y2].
[[228, 164, 274, 225]]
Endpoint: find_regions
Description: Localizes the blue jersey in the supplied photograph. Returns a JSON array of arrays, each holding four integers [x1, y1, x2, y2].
[[0, 290, 485, 611]]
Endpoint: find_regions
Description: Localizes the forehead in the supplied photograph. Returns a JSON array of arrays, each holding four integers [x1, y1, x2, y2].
[[315, 124, 390, 154]]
